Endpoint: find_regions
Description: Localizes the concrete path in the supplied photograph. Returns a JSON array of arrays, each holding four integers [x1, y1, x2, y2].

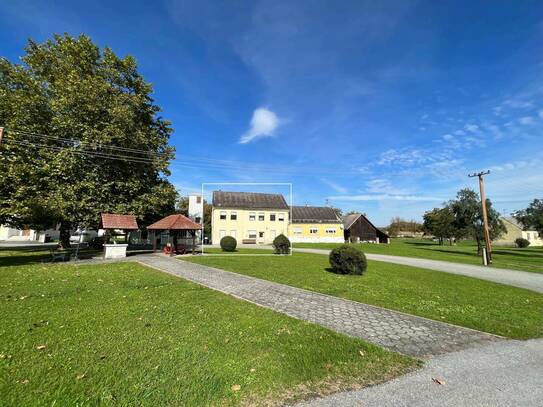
[[294, 247, 543, 294], [137, 254, 500, 357], [295, 338, 543, 407]]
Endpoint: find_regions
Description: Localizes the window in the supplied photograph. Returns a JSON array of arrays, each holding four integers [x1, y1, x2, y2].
[[270, 213, 276, 221], [196, 196, 202, 204], [270, 230, 276, 239], [219, 230, 226, 239], [259, 232, 264, 238], [248, 230, 257, 239], [310, 228, 318, 234], [258, 212, 265, 221], [249, 212, 256, 221], [292, 227, 302, 234], [195, 217, 201, 224], [220, 211, 226, 220], [230, 230, 236, 238], [326, 228, 336, 234], [278, 213, 285, 221], [230, 211, 237, 220]]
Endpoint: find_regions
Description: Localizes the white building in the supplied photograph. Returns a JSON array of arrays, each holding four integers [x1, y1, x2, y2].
[[0, 225, 60, 242]]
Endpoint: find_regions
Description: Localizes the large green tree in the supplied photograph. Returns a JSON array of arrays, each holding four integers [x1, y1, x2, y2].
[[0, 34, 177, 246], [448, 188, 505, 253], [423, 206, 457, 245], [515, 199, 543, 239]]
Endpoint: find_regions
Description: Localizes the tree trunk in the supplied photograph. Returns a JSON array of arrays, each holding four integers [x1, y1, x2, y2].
[[475, 236, 482, 255], [59, 221, 71, 249]]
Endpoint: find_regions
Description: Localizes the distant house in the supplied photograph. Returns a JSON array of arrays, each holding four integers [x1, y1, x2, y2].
[[342, 213, 390, 244], [288, 206, 344, 243], [0, 225, 59, 242], [494, 217, 542, 247], [212, 191, 289, 244]]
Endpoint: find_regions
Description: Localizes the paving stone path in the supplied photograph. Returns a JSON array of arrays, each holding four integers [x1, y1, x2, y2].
[[136, 254, 500, 357]]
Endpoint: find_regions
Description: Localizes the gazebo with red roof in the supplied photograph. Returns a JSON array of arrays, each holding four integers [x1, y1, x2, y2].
[[147, 214, 202, 255]]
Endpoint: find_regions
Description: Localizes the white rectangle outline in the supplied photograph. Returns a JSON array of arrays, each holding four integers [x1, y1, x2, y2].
[[201, 182, 293, 256]]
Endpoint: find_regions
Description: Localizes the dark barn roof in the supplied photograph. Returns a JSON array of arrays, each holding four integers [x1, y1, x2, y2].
[[342, 213, 389, 238], [100, 213, 139, 230], [213, 191, 289, 210], [291, 206, 341, 223]]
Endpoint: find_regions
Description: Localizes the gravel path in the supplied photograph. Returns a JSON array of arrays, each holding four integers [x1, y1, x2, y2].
[[295, 338, 543, 407], [136, 254, 500, 357], [294, 248, 543, 294]]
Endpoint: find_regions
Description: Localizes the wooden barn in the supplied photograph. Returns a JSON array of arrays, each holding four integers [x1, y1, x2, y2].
[[342, 213, 390, 244]]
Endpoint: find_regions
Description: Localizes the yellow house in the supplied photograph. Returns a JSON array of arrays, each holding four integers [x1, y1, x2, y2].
[[494, 217, 542, 247], [211, 191, 289, 245], [288, 206, 344, 243]]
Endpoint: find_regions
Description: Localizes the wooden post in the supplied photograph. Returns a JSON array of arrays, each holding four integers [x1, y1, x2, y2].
[[151, 231, 157, 252], [478, 174, 492, 263], [469, 170, 492, 265], [0, 127, 4, 147], [192, 231, 196, 255], [169, 232, 174, 257]]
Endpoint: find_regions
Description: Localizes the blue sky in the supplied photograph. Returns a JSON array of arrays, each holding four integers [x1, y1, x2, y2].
[[1, 1, 542, 225]]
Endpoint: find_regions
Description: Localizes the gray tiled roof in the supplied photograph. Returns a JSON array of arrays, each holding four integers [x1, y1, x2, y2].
[[212, 191, 289, 210], [501, 216, 522, 229], [291, 206, 341, 223], [342, 213, 361, 229]]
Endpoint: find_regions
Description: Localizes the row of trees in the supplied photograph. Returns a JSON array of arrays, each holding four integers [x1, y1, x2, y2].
[[386, 217, 424, 237], [1, 35, 178, 247], [423, 189, 505, 251]]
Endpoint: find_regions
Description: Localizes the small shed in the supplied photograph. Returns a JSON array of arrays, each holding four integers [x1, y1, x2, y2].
[[343, 213, 390, 244], [147, 214, 203, 255]]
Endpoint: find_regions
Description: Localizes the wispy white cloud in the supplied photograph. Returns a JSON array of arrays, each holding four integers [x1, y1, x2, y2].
[[329, 194, 444, 202], [464, 123, 479, 133], [320, 178, 348, 194], [240, 107, 281, 144], [518, 116, 535, 125]]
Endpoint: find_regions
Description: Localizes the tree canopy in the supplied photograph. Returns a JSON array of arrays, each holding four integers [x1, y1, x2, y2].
[[515, 199, 543, 238], [0, 34, 177, 245], [448, 188, 505, 250]]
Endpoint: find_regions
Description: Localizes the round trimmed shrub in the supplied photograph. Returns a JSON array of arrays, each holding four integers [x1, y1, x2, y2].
[[273, 234, 291, 254], [515, 237, 530, 248], [220, 236, 237, 252], [329, 245, 367, 275]]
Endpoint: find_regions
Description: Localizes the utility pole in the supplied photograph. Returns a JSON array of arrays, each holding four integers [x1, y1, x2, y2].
[[0, 127, 4, 147], [468, 170, 492, 265]]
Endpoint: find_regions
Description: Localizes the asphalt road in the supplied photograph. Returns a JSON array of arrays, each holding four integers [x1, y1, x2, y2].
[[295, 338, 543, 407]]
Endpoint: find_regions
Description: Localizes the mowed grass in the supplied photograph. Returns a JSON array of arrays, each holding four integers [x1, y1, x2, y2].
[[0, 252, 415, 407], [294, 238, 543, 273], [202, 247, 275, 255], [184, 252, 543, 339]]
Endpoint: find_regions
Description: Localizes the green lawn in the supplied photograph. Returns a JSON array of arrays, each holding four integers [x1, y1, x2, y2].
[[184, 252, 543, 339], [0, 251, 415, 406], [202, 247, 275, 255], [294, 238, 543, 273]]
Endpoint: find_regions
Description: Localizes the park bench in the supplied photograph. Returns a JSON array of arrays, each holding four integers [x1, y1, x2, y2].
[[241, 239, 256, 244]]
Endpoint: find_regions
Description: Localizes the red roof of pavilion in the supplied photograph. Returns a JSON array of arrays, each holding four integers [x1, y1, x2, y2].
[[100, 213, 139, 230], [147, 214, 203, 230]]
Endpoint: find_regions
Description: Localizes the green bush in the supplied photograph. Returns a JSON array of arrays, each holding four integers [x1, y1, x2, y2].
[[329, 245, 367, 275], [220, 236, 237, 252], [273, 234, 291, 254], [515, 237, 530, 248]]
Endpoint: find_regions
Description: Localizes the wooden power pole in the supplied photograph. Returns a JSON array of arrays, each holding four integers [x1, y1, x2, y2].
[[0, 127, 4, 146], [468, 170, 492, 264]]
